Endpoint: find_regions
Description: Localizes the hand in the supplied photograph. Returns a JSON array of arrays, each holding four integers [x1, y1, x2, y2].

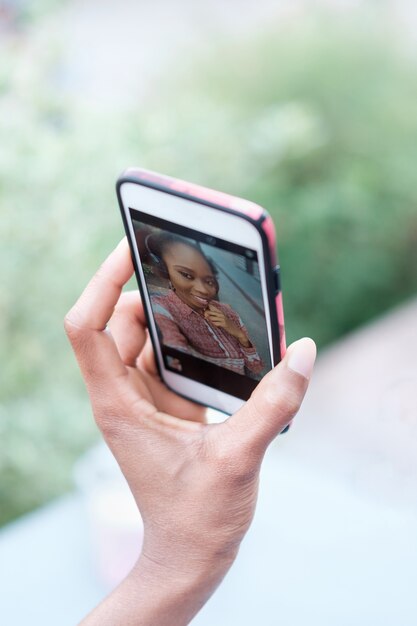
[[204, 303, 249, 346], [65, 239, 316, 626]]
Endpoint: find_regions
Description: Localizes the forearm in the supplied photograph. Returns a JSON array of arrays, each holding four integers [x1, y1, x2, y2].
[[79, 552, 234, 626]]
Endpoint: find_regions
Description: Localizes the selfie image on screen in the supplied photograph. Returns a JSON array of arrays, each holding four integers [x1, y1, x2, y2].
[[132, 211, 270, 397]]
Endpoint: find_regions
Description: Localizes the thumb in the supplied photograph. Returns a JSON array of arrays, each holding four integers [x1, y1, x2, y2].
[[225, 337, 316, 456]]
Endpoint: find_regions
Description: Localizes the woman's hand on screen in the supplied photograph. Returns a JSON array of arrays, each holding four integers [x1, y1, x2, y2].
[[204, 303, 250, 345]]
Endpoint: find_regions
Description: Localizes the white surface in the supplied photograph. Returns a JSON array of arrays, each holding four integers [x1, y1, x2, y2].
[[1, 450, 416, 626]]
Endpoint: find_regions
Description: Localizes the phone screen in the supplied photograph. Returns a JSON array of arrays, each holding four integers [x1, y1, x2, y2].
[[131, 208, 271, 400]]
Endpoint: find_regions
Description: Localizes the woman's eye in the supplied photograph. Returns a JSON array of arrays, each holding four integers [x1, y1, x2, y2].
[[179, 271, 193, 279]]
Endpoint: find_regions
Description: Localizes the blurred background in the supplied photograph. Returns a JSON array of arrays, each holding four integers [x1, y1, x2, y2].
[[1, 0, 417, 624]]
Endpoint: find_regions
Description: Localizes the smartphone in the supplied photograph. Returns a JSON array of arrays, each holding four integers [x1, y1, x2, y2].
[[116, 167, 286, 415]]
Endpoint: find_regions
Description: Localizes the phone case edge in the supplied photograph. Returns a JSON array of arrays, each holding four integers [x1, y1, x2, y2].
[[116, 167, 288, 425]]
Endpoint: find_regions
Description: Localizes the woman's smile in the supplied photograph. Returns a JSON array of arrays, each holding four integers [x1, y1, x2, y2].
[[162, 242, 218, 311], [190, 294, 210, 308]]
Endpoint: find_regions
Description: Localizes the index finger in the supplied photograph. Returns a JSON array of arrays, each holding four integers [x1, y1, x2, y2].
[[205, 311, 223, 322], [64, 238, 134, 384]]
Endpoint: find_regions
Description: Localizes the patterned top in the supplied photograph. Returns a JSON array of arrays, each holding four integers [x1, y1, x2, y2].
[[151, 290, 264, 377]]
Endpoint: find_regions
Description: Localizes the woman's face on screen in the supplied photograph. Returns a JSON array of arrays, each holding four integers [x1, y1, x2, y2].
[[162, 243, 218, 311]]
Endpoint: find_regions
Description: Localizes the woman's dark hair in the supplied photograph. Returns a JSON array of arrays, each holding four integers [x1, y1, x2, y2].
[[146, 232, 219, 291]]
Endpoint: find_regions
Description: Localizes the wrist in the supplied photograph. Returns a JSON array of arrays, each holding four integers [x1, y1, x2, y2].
[[80, 550, 235, 626], [237, 331, 251, 347], [129, 549, 236, 625]]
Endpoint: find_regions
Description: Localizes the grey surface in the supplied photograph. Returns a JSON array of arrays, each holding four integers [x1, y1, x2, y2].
[[0, 494, 104, 626], [1, 451, 416, 626], [192, 452, 417, 625]]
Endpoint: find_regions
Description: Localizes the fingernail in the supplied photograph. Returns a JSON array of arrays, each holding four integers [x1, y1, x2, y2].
[[287, 338, 316, 379]]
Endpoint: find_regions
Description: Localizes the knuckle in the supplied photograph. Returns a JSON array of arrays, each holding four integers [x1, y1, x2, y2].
[[213, 445, 237, 475], [262, 378, 303, 420], [63, 313, 93, 357], [63, 310, 81, 341], [279, 387, 302, 419], [130, 396, 157, 421]]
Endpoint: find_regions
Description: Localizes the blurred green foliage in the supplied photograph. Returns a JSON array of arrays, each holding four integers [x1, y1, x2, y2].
[[0, 0, 65, 27], [0, 21, 133, 526], [1, 6, 417, 526], [138, 13, 417, 345]]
